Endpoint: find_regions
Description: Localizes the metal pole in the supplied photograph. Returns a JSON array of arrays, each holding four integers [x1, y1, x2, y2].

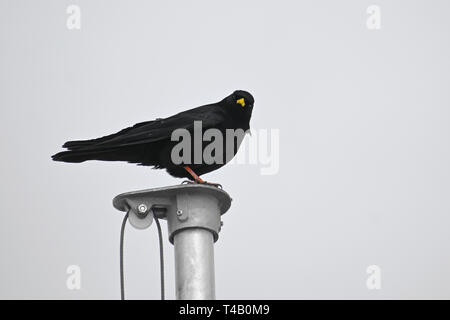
[[112, 184, 231, 300], [174, 228, 215, 299]]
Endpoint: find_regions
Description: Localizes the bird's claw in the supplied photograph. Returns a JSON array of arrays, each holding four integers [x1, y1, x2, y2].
[[181, 180, 222, 189], [202, 181, 223, 189]]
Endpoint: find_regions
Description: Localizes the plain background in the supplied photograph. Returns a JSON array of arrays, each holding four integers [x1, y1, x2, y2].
[[1, 0, 449, 299]]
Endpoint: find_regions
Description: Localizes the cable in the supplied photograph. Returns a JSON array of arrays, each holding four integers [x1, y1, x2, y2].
[[119, 212, 128, 300], [119, 211, 165, 300], [154, 216, 165, 300]]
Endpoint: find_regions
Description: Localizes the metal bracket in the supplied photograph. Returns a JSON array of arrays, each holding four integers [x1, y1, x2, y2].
[[113, 184, 232, 242]]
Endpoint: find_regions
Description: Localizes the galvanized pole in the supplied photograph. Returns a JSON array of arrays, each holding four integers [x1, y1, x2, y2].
[[113, 184, 232, 300], [174, 228, 215, 299]]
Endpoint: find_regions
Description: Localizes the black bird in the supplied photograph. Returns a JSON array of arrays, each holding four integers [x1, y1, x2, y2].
[[52, 90, 254, 183]]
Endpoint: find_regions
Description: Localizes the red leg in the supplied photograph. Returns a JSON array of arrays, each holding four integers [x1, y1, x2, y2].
[[184, 166, 205, 183], [183, 166, 222, 188]]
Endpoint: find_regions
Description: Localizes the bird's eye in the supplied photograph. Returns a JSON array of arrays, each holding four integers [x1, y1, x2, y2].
[[236, 98, 246, 107]]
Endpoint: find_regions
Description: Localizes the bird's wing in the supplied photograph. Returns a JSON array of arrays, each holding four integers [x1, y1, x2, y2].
[[64, 105, 225, 151]]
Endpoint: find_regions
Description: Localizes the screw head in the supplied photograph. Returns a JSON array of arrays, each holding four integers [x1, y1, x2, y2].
[[137, 204, 148, 214], [176, 209, 183, 216]]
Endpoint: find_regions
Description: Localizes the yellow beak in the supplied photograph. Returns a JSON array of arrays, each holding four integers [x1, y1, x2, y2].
[[236, 98, 245, 107]]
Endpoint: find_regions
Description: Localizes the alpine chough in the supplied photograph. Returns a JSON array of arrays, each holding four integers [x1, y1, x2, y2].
[[52, 90, 254, 183]]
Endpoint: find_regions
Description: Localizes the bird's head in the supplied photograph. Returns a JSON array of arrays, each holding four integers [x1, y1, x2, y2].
[[221, 90, 254, 132], [223, 90, 254, 114]]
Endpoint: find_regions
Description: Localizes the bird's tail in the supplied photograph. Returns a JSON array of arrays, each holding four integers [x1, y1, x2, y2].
[[52, 136, 109, 162], [52, 140, 161, 165], [62, 139, 97, 151], [52, 148, 122, 163]]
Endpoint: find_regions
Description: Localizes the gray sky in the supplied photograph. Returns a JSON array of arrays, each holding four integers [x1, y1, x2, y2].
[[1, 0, 449, 299]]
